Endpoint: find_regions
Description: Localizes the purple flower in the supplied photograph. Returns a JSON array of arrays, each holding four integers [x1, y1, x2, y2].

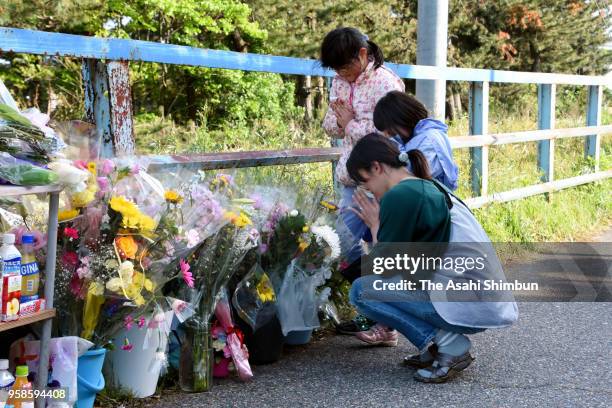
[[97, 177, 110, 193], [99, 159, 115, 176], [250, 193, 263, 210]]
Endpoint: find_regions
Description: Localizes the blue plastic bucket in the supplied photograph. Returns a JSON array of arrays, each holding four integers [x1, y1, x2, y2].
[[76, 348, 106, 408], [284, 329, 313, 346]]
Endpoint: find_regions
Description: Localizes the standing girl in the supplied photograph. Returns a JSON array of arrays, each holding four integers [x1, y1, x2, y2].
[[320, 27, 404, 265], [345, 134, 518, 383]]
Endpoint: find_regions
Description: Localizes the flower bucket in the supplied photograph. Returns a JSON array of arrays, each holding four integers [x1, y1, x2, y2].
[[109, 323, 169, 398], [284, 329, 313, 346], [76, 348, 106, 408], [237, 313, 284, 365]]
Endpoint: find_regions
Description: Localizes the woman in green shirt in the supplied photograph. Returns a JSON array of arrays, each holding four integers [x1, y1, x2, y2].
[[345, 133, 488, 383]]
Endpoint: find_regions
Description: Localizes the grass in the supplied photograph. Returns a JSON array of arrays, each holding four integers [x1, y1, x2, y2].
[[134, 101, 612, 243]]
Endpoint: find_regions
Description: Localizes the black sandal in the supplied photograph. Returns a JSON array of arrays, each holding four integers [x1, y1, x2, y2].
[[403, 344, 438, 368], [413, 351, 474, 383]]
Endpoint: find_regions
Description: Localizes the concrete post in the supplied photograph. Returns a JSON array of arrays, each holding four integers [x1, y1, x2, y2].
[[416, 0, 449, 120]]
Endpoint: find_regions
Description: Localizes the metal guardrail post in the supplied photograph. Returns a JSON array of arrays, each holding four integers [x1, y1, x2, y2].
[[537, 84, 556, 182], [585, 85, 602, 170], [469, 81, 489, 196], [82, 59, 135, 158], [326, 76, 343, 197]]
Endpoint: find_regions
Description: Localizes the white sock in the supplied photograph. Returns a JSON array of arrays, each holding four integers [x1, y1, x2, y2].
[[434, 329, 470, 356]]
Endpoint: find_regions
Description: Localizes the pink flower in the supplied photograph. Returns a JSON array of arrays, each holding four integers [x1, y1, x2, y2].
[[69, 274, 85, 299], [74, 160, 88, 170], [11, 227, 47, 251], [258, 243, 268, 254], [61, 251, 79, 268], [76, 265, 91, 279], [180, 259, 194, 288], [250, 193, 263, 210], [137, 316, 146, 329], [99, 159, 115, 176], [121, 338, 133, 351], [97, 177, 110, 193], [63, 227, 79, 240], [130, 164, 140, 175], [148, 312, 166, 329], [172, 299, 188, 315], [124, 315, 134, 330]]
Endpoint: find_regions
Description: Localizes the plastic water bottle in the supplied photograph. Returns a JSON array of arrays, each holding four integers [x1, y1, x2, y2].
[[0, 359, 15, 408]]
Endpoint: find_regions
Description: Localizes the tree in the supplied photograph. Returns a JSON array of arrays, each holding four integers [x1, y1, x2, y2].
[[0, 0, 298, 127]]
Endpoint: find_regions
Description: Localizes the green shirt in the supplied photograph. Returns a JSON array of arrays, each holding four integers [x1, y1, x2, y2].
[[377, 178, 451, 243]]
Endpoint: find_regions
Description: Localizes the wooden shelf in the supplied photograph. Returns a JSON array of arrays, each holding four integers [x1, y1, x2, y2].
[[0, 308, 56, 333]]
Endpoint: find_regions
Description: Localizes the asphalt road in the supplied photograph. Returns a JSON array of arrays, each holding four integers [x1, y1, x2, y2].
[[144, 231, 612, 408]]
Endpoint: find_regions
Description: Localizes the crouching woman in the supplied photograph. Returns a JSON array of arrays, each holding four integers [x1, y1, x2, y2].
[[346, 133, 518, 383]]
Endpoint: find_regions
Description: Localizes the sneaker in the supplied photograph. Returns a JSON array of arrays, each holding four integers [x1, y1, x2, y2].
[[335, 315, 376, 335], [355, 324, 398, 346]]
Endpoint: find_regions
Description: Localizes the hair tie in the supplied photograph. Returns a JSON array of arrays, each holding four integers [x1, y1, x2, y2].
[[363, 34, 369, 41], [398, 152, 409, 164]]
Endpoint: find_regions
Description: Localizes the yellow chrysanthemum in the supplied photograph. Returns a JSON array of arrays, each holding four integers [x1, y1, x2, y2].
[[121, 215, 141, 230], [224, 211, 252, 228], [256, 274, 276, 303], [87, 162, 97, 175], [164, 190, 183, 204], [298, 238, 309, 252], [71, 189, 95, 208], [138, 214, 156, 232], [110, 196, 140, 217], [143, 279, 154, 292], [302, 226, 309, 233], [58, 208, 80, 222], [320, 200, 338, 212]]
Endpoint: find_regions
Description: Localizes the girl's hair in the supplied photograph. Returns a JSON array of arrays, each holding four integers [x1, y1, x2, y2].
[[347, 133, 432, 183], [320, 27, 384, 70], [373, 91, 429, 143]]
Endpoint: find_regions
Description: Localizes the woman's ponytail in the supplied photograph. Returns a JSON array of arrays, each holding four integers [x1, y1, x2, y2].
[[347, 134, 433, 183], [366, 40, 384, 69], [407, 149, 432, 180]]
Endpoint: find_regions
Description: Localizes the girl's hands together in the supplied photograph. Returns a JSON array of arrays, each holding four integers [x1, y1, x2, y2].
[[331, 100, 354, 129], [347, 189, 380, 241]]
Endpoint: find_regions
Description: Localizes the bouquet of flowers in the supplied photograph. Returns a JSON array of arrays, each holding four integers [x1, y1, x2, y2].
[[236, 191, 340, 337]]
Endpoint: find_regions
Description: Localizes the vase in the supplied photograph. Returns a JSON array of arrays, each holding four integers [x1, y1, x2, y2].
[[284, 329, 313, 346], [109, 323, 168, 398], [76, 348, 106, 408], [236, 313, 284, 365], [179, 322, 214, 392]]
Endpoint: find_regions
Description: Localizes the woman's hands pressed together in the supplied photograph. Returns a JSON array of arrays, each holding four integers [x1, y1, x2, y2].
[[348, 189, 380, 243]]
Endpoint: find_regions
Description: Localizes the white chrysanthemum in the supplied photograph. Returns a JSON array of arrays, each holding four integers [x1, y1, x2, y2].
[[118, 261, 134, 283], [311, 225, 341, 261]]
